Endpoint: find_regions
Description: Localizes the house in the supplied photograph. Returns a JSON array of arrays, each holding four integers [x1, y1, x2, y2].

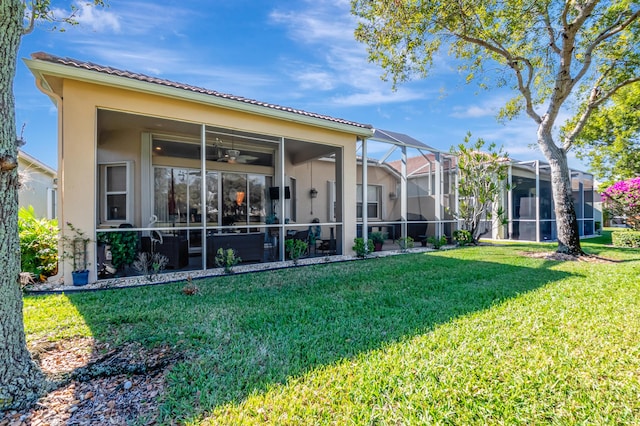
[[18, 149, 57, 220], [387, 154, 597, 242], [25, 52, 394, 283]]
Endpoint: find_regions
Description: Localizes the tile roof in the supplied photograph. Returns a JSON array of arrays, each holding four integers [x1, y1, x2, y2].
[[31, 52, 372, 130]]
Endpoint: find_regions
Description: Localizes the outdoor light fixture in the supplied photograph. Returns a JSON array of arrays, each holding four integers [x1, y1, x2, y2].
[[310, 187, 318, 198]]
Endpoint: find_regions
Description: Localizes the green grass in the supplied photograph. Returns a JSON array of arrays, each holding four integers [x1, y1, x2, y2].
[[23, 232, 640, 424]]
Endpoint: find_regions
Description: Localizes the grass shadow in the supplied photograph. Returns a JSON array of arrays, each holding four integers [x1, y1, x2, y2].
[[64, 247, 573, 422]]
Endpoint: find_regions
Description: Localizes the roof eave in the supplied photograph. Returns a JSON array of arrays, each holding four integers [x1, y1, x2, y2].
[[23, 57, 374, 138], [18, 149, 57, 176]]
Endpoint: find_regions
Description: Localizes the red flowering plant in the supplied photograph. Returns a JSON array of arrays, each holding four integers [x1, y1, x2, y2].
[[601, 177, 640, 230]]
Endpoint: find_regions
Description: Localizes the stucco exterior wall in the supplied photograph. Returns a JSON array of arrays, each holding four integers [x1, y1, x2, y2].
[[18, 155, 56, 219], [357, 164, 401, 222]]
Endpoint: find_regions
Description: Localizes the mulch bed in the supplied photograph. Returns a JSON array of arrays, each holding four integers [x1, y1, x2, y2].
[[1, 339, 183, 426]]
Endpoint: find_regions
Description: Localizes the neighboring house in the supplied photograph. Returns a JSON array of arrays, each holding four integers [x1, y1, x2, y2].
[[388, 154, 597, 242], [18, 149, 57, 220]]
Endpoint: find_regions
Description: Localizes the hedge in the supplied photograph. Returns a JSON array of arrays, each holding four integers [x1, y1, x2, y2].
[[612, 230, 640, 248]]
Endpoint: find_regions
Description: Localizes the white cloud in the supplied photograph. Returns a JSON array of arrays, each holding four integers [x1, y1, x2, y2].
[[293, 69, 336, 91], [50, 1, 120, 33], [268, 2, 417, 106], [67, 38, 279, 97], [103, 2, 195, 36], [66, 39, 184, 74], [50, 1, 194, 38], [332, 87, 426, 107], [376, 107, 391, 119], [73, 2, 121, 32], [450, 95, 511, 118], [269, 1, 357, 46]]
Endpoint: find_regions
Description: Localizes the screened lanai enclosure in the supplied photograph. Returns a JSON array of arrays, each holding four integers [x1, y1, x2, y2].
[[95, 109, 353, 278], [505, 161, 596, 242], [358, 130, 596, 249], [95, 111, 596, 280], [357, 129, 458, 249]]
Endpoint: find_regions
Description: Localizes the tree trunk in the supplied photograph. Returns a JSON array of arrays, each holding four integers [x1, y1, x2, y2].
[[538, 129, 584, 256], [0, 0, 46, 411]]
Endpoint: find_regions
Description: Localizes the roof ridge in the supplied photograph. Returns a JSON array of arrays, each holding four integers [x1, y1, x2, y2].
[[30, 52, 372, 130]]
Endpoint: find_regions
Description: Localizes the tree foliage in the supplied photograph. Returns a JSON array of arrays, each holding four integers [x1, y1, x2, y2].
[[18, 206, 59, 280], [570, 84, 640, 188], [451, 133, 510, 243], [352, 0, 639, 255], [601, 177, 640, 230]]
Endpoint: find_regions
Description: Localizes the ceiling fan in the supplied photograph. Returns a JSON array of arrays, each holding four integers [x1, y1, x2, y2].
[[209, 139, 258, 164]]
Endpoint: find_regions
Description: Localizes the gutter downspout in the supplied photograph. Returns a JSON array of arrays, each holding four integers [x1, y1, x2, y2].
[[34, 76, 64, 280], [362, 137, 368, 246]]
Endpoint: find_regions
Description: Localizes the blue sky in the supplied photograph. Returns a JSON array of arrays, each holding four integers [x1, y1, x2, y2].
[[14, 0, 586, 170]]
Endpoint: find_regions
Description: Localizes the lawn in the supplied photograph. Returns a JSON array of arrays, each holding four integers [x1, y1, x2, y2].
[[24, 232, 640, 424]]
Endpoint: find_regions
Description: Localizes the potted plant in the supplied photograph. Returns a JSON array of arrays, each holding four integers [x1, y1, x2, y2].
[[369, 231, 387, 251], [62, 222, 91, 286]]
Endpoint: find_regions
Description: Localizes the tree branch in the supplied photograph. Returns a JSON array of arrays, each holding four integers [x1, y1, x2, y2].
[[543, 4, 561, 55], [545, 2, 599, 125], [563, 77, 640, 150], [560, 2, 569, 32], [22, 1, 36, 35], [454, 31, 542, 123], [573, 9, 640, 87]]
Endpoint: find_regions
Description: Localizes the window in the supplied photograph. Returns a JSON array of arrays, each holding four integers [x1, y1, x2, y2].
[[357, 184, 382, 219], [100, 162, 132, 224]]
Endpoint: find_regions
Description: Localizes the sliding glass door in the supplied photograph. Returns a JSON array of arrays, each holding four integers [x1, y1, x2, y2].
[[220, 173, 268, 230], [153, 167, 202, 252]]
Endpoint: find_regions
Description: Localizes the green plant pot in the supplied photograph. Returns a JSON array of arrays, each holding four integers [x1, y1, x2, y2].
[[72, 270, 89, 286]]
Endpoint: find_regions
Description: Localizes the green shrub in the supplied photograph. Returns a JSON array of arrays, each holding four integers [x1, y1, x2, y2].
[[612, 230, 640, 248], [352, 237, 374, 258], [427, 235, 447, 250], [285, 239, 308, 264], [97, 231, 138, 270], [453, 229, 474, 246], [18, 206, 59, 280], [215, 248, 241, 273], [395, 236, 415, 252]]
